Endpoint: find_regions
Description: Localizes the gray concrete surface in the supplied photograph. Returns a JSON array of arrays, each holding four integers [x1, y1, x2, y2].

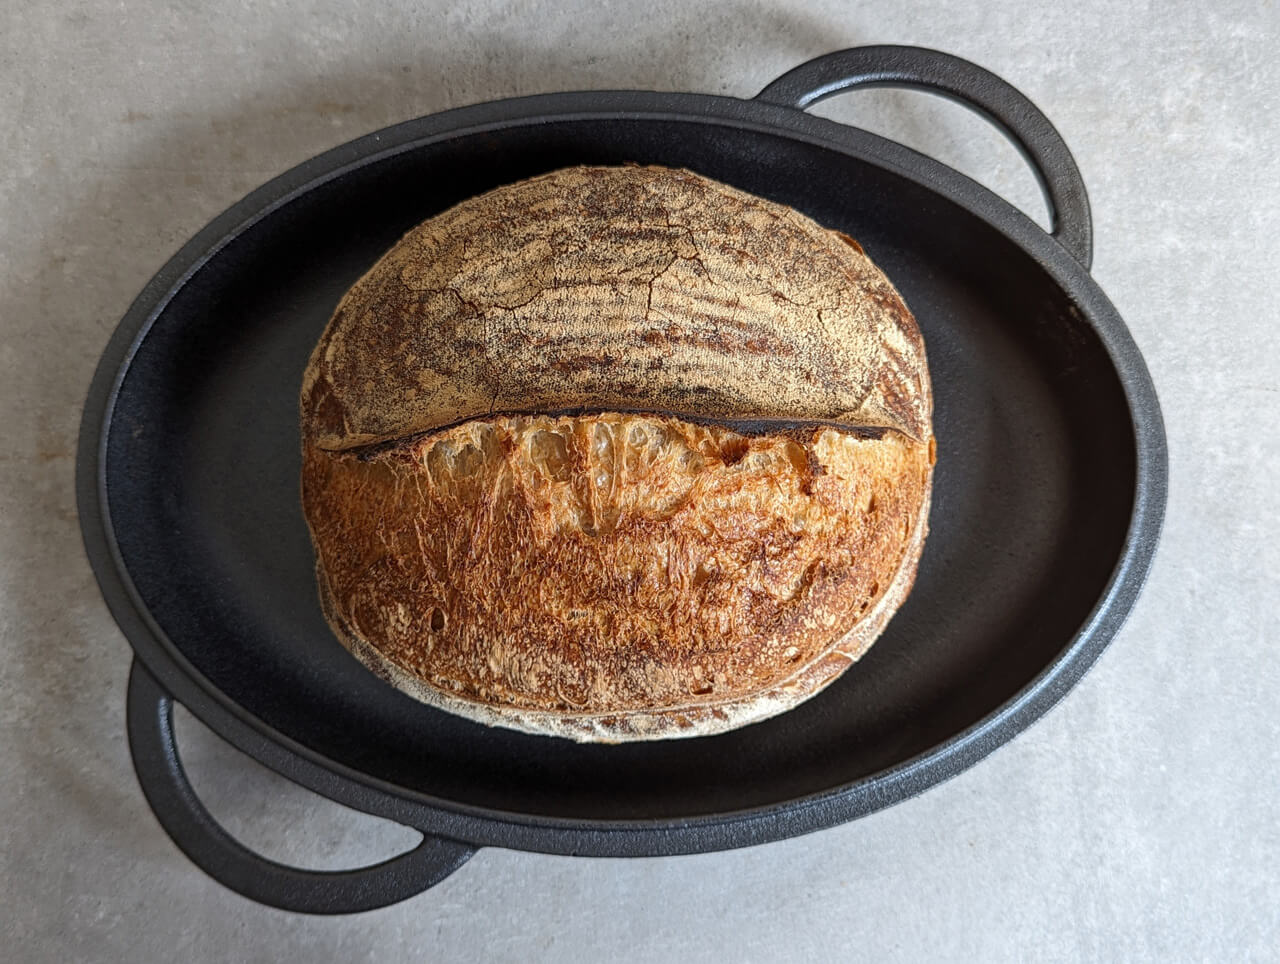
[[2, 0, 1277, 960]]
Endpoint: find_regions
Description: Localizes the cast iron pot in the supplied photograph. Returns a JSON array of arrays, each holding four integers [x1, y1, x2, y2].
[[77, 45, 1167, 914]]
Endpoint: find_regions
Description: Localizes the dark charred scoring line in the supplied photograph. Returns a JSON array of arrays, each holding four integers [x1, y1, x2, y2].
[[335, 408, 894, 462]]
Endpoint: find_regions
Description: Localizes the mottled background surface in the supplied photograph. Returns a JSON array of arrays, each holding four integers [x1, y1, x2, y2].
[[2, 1, 1276, 960]]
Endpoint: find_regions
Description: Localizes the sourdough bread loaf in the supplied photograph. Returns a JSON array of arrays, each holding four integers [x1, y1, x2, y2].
[[301, 165, 934, 741]]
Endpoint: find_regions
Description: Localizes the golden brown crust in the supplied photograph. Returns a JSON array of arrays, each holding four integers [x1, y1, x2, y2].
[[310, 429, 932, 742], [302, 414, 933, 740], [300, 165, 935, 741]]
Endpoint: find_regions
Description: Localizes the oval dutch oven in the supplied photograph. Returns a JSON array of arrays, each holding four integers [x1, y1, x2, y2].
[[78, 46, 1167, 913]]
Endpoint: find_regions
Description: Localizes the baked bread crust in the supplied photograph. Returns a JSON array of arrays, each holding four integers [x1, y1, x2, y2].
[[300, 165, 934, 742]]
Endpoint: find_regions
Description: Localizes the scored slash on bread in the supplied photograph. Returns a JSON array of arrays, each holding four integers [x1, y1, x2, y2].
[[300, 165, 935, 741]]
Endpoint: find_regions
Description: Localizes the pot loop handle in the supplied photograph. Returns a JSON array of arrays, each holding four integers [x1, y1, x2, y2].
[[126, 660, 475, 914], [756, 45, 1092, 268]]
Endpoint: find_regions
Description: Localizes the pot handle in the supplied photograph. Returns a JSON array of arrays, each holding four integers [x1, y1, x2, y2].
[[126, 660, 474, 914], [755, 45, 1093, 269]]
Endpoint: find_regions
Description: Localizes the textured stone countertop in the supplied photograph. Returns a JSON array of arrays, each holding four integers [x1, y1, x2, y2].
[[2, 1, 1276, 960]]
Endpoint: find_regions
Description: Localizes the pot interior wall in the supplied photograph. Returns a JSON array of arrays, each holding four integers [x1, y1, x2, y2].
[[104, 118, 1135, 820]]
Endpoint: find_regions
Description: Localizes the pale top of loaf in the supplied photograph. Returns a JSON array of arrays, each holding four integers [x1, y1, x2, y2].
[[301, 164, 929, 454]]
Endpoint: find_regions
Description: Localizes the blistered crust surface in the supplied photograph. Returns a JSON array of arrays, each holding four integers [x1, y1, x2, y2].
[[302, 414, 933, 732]]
